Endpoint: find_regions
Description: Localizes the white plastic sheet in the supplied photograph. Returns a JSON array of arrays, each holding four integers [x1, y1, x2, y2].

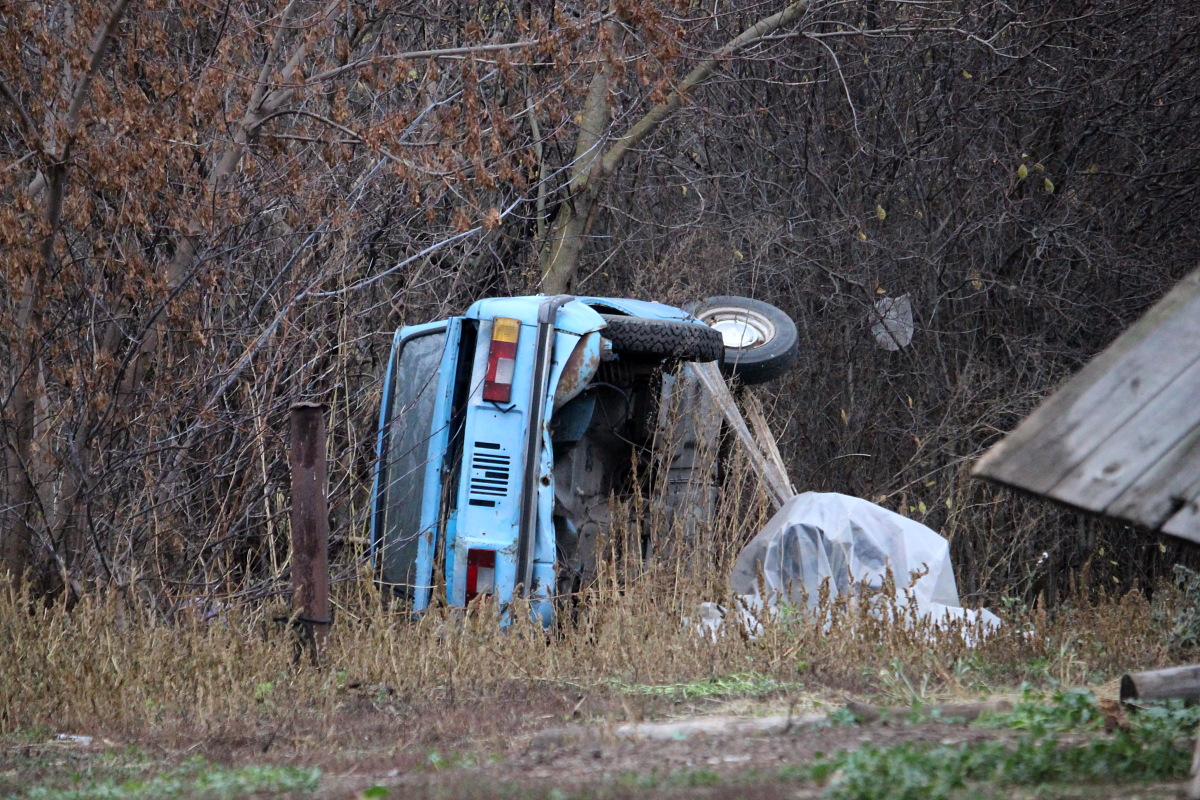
[[716, 492, 999, 635], [871, 294, 914, 350]]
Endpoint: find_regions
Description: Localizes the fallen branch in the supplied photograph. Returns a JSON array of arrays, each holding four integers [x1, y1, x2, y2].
[[1120, 664, 1200, 705]]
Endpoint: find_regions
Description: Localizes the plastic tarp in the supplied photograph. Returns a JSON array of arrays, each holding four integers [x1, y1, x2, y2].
[[871, 294, 914, 350], [704, 492, 999, 636]]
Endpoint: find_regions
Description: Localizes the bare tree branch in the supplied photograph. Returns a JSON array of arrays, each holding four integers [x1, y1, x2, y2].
[[63, 0, 133, 141], [541, 1, 813, 292], [257, 108, 452, 175], [305, 39, 540, 84], [0, 77, 38, 149], [165, 0, 339, 288], [539, 51, 612, 282], [600, 0, 813, 175], [526, 93, 549, 242]]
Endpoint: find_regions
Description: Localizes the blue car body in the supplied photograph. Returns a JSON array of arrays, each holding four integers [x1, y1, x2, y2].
[[370, 295, 711, 624]]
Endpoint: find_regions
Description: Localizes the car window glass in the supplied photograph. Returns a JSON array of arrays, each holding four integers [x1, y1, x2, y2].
[[379, 332, 446, 595]]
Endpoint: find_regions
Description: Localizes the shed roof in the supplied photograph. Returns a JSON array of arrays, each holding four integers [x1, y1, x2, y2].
[[973, 268, 1200, 543]]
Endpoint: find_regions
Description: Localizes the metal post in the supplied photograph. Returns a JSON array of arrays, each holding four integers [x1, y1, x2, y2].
[[289, 401, 330, 664]]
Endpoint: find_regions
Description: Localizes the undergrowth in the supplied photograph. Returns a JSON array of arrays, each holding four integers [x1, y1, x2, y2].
[[812, 690, 1200, 800], [0, 567, 1180, 740], [21, 755, 319, 800], [0, 446, 1187, 745]]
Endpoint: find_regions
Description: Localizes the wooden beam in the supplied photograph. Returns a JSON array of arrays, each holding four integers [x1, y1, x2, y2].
[[290, 401, 331, 665], [741, 392, 796, 497]]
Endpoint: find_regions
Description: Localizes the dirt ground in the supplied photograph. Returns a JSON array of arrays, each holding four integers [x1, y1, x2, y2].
[[5, 684, 1191, 800]]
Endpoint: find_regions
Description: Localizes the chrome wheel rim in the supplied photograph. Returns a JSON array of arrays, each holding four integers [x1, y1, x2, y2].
[[700, 307, 776, 350]]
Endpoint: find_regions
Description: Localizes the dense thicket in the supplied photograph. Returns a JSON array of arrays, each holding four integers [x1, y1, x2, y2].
[[2, 0, 1197, 607]]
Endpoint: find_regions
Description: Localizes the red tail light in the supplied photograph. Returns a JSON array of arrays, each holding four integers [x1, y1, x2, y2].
[[466, 549, 496, 602], [483, 317, 520, 403]]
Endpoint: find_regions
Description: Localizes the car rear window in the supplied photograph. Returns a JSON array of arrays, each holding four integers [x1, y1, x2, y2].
[[377, 331, 446, 595]]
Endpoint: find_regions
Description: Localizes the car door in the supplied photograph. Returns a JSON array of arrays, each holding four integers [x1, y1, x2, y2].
[[371, 318, 465, 610]]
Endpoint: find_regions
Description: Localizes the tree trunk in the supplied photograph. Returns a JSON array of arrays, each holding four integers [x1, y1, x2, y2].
[[540, 53, 612, 294], [1, 0, 131, 587], [538, 1, 812, 293]]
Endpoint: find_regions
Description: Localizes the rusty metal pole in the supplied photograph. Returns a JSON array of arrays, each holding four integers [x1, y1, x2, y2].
[[289, 401, 330, 665]]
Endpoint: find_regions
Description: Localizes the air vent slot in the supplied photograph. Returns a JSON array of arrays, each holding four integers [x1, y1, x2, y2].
[[469, 444, 511, 503]]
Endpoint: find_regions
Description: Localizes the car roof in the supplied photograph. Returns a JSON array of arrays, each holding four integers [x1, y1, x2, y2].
[[573, 296, 693, 321]]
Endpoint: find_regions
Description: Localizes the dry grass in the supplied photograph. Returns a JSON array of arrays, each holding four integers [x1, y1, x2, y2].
[[0, 424, 1183, 748], [1, 543, 1179, 746]]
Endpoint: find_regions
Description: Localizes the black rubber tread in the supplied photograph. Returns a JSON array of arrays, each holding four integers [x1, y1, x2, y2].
[[599, 314, 725, 363], [690, 296, 798, 385]]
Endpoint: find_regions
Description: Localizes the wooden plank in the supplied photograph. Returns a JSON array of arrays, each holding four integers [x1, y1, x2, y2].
[[1106, 422, 1200, 534], [1164, 488, 1200, 544], [689, 362, 793, 509], [289, 401, 331, 666], [741, 392, 796, 497], [1045, 356, 1200, 519], [974, 268, 1200, 497]]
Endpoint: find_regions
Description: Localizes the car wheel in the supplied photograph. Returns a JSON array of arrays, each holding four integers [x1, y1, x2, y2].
[[599, 315, 725, 363], [689, 296, 798, 384]]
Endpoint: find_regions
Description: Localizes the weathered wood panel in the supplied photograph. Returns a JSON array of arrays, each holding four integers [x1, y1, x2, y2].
[[1108, 423, 1200, 531], [973, 268, 1200, 543], [1166, 496, 1200, 542], [688, 362, 793, 509]]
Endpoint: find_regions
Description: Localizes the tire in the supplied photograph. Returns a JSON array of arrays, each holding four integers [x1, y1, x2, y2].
[[599, 314, 724, 363], [689, 296, 798, 384]]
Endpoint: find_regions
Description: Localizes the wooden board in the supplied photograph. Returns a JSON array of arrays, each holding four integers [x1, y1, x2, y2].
[[973, 268, 1200, 543], [688, 362, 793, 510]]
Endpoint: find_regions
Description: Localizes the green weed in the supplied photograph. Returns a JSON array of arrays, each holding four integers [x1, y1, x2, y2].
[[872, 659, 935, 706], [612, 768, 724, 791], [423, 750, 492, 771], [980, 686, 1104, 732], [810, 691, 1198, 800], [21, 756, 320, 800], [253, 681, 275, 704]]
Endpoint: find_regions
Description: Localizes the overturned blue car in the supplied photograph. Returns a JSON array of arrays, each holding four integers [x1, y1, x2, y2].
[[370, 294, 797, 625]]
